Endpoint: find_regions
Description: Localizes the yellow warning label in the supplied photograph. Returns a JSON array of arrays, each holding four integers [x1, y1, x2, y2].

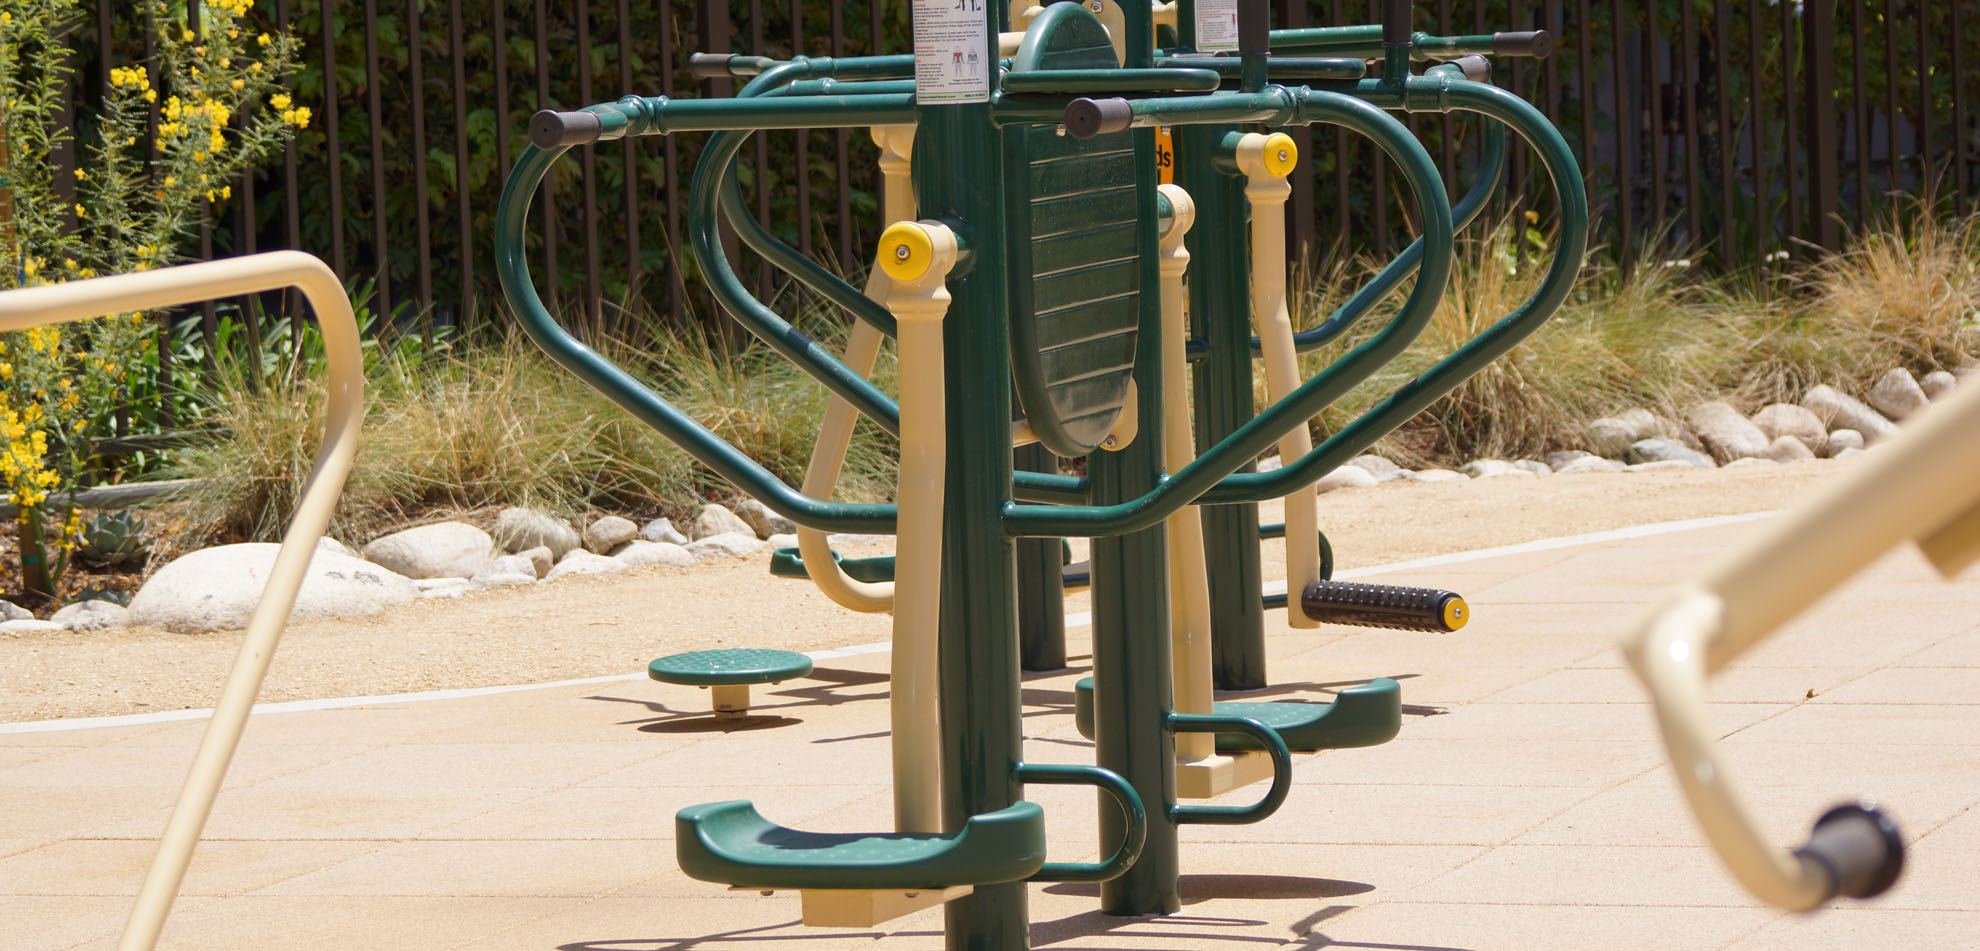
[[1156, 127, 1175, 185]]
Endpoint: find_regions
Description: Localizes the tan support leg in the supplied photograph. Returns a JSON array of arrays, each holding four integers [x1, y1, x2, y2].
[[709, 684, 753, 718], [798, 885, 975, 927], [1237, 132, 1321, 630]]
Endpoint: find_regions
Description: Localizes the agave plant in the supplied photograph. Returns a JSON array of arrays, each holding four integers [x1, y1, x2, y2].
[[77, 510, 150, 569]]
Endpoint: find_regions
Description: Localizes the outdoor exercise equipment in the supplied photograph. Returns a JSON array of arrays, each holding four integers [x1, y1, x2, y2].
[[1624, 385, 1980, 911], [646, 647, 814, 718], [0, 252, 364, 951], [501, 1, 1584, 946]]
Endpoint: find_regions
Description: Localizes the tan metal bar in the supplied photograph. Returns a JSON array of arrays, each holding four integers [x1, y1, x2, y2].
[[0, 252, 363, 951]]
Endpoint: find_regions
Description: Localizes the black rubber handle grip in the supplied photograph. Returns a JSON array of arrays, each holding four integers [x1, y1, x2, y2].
[[1795, 803, 1905, 901], [529, 109, 602, 150], [1064, 97, 1134, 140], [1453, 53, 1491, 82], [687, 52, 734, 80], [1300, 580, 1467, 633], [1491, 29, 1554, 59], [1383, 0, 1414, 47], [1238, 0, 1271, 55]]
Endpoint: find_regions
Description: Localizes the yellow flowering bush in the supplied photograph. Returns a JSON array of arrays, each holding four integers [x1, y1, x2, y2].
[[0, 0, 300, 602]]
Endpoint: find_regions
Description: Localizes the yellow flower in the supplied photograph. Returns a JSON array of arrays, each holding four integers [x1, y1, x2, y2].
[[193, 151, 207, 162], [75, 204, 86, 217], [231, 79, 245, 91], [182, 28, 194, 42], [144, 88, 157, 103], [194, 45, 206, 56], [21, 259, 37, 278], [206, 189, 217, 202], [161, 177, 175, 188], [0, 12, 10, 24], [62, 258, 76, 270], [258, 33, 271, 47], [73, 168, 87, 180], [219, 57, 231, 69], [270, 93, 292, 111], [221, 185, 232, 199], [228, 28, 239, 39], [249, 62, 262, 74]]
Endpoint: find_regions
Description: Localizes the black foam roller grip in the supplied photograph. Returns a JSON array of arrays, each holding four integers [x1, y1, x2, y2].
[[1238, 0, 1270, 55], [1795, 803, 1905, 901], [687, 52, 734, 80], [1300, 580, 1467, 633], [1383, 0, 1414, 47], [1453, 53, 1491, 82], [1063, 97, 1134, 140], [1491, 30, 1555, 59], [530, 109, 601, 150]]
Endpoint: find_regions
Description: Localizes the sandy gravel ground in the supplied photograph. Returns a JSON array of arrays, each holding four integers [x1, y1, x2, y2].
[[1, 460, 1852, 723]]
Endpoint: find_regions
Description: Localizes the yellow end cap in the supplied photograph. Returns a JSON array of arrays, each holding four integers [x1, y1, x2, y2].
[[1262, 133, 1298, 178], [1442, 596, 1469, 632], [879, 222, 934, 283]]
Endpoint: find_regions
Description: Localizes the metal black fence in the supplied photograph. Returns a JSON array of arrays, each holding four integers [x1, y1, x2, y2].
[[51, 2, 1980, 350]]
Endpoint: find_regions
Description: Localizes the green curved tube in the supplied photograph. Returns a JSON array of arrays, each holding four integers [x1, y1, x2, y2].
[[1016, 762, 1148, 882], [1167, 712, 1293, 824], [1200, 76, 1589, 504], [1000, 85, 1456, 538], [494, 142, 896, 533]]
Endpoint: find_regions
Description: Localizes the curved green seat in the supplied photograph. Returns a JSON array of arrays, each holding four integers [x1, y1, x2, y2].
[[1072, 676, 1401, 752], [648, 648, 813, 687], [676, 800, 1048, 890]]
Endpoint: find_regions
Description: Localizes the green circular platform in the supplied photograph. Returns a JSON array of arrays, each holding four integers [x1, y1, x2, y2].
[[647, 648, 814, 687]]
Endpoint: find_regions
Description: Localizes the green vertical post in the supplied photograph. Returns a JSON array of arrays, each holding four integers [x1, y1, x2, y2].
[[1015, 444, 1068, 672], [916, 7, 1027, 949], [1088, 0, 1182, 918]]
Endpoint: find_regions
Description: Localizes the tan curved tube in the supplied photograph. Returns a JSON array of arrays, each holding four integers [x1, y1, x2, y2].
[[1236, 133, 1320, 629], [1154, 184, 1214, 762], [1624, 377, 1980, 910], [0, 252, 363, 951], [795, 125, 914, 614]]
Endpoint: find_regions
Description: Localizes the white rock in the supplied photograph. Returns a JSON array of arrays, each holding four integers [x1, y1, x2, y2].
[[1584, 418, 1636, 457], [492, 507, 581, 560], [1826, 428, 1866, 456], [1544, 450, 1594, 469], [414, 578, 471, 600], [1867, 368, 1929, 421], [1255, 456, 1284, 472], [1556, 455, 1626, 474], [1513, 459, 1553, 476], [361, 521, 496, 580], [1625, 460, 1700, 473], [130, 543, 416, 633], [1347, 454, 1401, 479], [315, 536, 359, 558], [766, 533, 799, 549], [1765, 434, 1816, 463], [485, 554, 536, 577], [614, 540, 697, 567], [684, 531, 763, 561], [1625, 438, 1715, 469], [1835, 446, 1868, 460], [1721, 457, 1778, 470], [1461, 459, 1534, 478], [1801, 385, 1897, 443], [583, 515, 638, 554], [641, 517, 689, 545], [469, 571, 537, 589], [1315, 466, 1379, 493], [544, 550, 629, 581], [1412, 468, 1466, 482], [517, 546, 554, 579], [691, 503, 755, 541], [52, 599, 131, 631], [1921, 370, 1957, 401], [733, 499, 796, 539], [1751, 403, 1827, 457], [1687, 401, 1772, 463], [0, 619, 63, 633], [0, 600, 31, 621]]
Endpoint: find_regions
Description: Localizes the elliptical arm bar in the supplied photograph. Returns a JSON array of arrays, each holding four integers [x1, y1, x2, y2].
[[528, 88, 916, 150], [496, 143, 896, 533], [1155, 55, 1369, 81], [0, 253, 367, 951], [1004, 86, 1453, 538], [1269, 26, 1553, 61]]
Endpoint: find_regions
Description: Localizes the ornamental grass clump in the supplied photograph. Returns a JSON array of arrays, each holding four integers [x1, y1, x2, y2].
[[0, 0, 301, 602]]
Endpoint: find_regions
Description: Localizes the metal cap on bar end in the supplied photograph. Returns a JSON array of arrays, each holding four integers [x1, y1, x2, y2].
[[1491, 30, 1554, 59], [1452, 53, 1492, 82], [1794, 803, 1905, 903], [1063, 97, 1134, 140], [687, 52, 735, 80], [530, 109, 603, 150]]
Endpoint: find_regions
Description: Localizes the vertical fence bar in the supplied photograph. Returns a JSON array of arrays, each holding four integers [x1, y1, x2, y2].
[[1611, 0, 1632, 271], [1884, 0, 1899, 196], [279, 0, 303, 360], [1507, 0, 1527, 255], [1574, 0, 1591, 191], [533, 0, 558, 312], [1748, 0, 1764, 262], [792, 0, 813, 259], [1851, 0, 1869, 221], [362, 0, 392, 321], [1779, 0, 1798, 245], [831, 3, 851, 273], [750, 0, 769, 300], [661, 3, 681, 315], [1803, 1, 1838, 252], [1332, 0, 1347, 249], [1644, 1, 1664, 245], [1713, 0, 1733, 263], [619, 0, 640, 300], [1957, 2, 1969, 215], [1679, 0, 1700, 248], [407, 0, 434, 338], [144, 7, 174, 427], [449, 0, 475, 331], [1284, 0, 1313, 262], [578, 0, 602, 332], [1368, 0, 1386, 257], [190, 1, 219, 369], [1917, 2, 1932, 196], [1441, 0, 1458, 194], [494, 0, 511, 184]]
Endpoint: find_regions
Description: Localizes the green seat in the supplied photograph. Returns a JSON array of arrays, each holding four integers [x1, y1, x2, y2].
[[648, 649, 813, 718], [676, 800, 1048, 890], [1072, 676, 1402, 752]]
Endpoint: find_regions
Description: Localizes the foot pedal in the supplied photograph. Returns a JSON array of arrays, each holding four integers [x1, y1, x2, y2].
[[1300, 580, 1468, 632]]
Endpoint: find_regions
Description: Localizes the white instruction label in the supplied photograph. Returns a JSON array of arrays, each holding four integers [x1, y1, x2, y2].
[[1195, 0, 1240, 52], [911, 0, 992, 105]]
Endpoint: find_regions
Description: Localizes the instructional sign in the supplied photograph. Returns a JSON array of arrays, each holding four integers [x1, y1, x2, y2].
[[1195, 0, 1240, 52], [1156, 128, 1175, 184], [911, 0, 992, 105]]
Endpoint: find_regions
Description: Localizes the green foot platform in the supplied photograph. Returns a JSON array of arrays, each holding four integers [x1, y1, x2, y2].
[[676, 800, 1048, 890], [648, 648, 814, 718], [1072, 675, 1402, 752]]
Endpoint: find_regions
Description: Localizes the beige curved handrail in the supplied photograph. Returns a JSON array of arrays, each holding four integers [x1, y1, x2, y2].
[[0, 251, 363, 950], [1624, 376, 1980, 910]]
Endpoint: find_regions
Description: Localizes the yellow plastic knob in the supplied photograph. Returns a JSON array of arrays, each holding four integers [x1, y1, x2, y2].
[[879, 222, 934, 283], [1261, 132, 1298, 178], [1442, 595, 1469, 632]]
